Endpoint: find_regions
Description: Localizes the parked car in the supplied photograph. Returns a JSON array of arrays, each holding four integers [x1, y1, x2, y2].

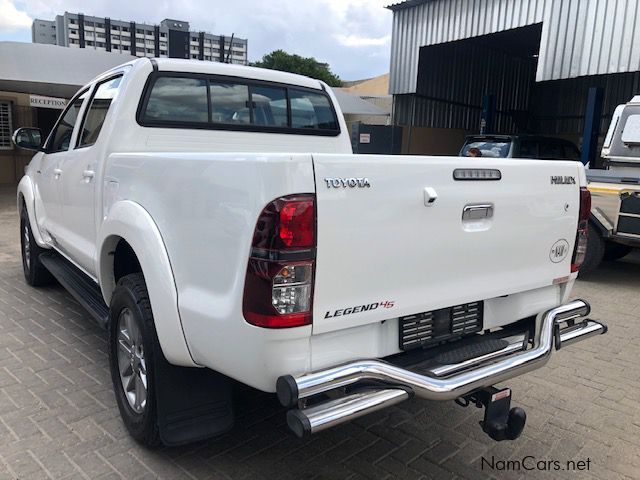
[[582, 96, 640, 274], [13, 58, 606, 447], [460, 134, 581, 161]]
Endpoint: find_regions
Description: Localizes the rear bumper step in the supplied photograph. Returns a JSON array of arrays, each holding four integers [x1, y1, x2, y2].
[[277, 299, 606, 437]]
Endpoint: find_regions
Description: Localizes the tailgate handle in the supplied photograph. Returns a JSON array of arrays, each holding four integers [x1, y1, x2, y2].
[[462, 204, 494, 220]]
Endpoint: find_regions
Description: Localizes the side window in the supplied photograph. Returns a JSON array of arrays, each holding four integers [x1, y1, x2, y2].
[[210, 82, 250, 124], [143, 77, 208, 123], [290, 89, 338, 130], [47, 90, 88, 153], [78, 76, 122, 147], [249, 86, 287, 127]]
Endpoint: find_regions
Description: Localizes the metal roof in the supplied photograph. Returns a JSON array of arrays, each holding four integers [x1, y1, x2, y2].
[[389, 0, 640, 94], [331, 90, 390, 116], [0, 41, 136, 97]]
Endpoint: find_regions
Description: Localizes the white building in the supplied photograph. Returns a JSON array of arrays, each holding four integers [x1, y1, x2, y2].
[[32, 12, 247, 65]]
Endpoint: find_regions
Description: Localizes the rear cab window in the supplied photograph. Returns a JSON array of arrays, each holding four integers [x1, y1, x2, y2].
[[460, 138, 511, 158], [139, 73, 340, 136]]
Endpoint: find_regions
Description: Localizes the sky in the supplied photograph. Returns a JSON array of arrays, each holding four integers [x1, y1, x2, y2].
[[0, 0, 393, 80]]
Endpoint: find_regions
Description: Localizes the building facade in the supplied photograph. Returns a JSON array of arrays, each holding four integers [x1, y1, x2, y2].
[[32, 12, 247, 64], [387, 0, 640, 163]]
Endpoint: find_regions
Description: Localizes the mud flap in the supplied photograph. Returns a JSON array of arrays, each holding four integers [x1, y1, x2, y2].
[[154, 354, 234, 446]]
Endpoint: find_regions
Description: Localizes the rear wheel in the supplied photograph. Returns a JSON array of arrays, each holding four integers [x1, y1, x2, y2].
[[20, 204, 53, 286], [109, 273, 161, 447], [603, 242, 633, 261], [579, 225, 604, 276]]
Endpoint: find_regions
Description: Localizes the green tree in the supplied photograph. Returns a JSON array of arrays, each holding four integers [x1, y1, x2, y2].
[[254, 50, 342, 87]]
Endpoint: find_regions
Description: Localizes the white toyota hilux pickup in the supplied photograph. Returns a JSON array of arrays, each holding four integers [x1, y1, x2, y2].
[[14, 58, 606, 447]]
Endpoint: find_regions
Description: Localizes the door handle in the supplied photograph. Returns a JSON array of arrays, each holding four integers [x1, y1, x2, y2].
[[82, 170, 95, 180], [462, 203, 494, 220], [53, 168, 62, 179]]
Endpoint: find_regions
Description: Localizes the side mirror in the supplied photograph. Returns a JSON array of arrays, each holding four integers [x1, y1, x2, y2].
[[12, 127, 43, 151]]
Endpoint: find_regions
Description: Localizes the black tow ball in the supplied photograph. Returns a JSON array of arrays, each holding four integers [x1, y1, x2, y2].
[[455, 387, 526, 441]]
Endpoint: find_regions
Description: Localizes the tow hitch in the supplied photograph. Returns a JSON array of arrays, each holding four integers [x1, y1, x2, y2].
[[456, 386, 526, 441]]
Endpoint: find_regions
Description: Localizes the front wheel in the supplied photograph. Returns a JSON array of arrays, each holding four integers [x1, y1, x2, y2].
[[19, 204, 53, 286], [108, 273, 161, 447]]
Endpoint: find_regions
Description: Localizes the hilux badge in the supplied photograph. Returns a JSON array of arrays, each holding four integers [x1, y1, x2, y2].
[[549, 239, 570, 263], [550, 176, 576, 185]]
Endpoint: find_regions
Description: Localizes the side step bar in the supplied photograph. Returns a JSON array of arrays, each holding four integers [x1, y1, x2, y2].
[[39, 252, 109, 329], [278, 300, 606, 437]]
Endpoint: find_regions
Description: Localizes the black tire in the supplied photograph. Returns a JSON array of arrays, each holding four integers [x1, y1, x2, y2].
[[579, 224, 605, 277], [603, 242, 633, 262], [108, 273, 161, 447], [20, 203, 54, 287]]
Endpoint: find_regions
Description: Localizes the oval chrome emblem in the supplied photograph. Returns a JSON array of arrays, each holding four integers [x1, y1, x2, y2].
[[549, 239, 570, 263]]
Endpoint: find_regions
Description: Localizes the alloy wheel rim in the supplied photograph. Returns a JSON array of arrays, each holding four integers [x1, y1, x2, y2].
[[116, 308, 148, 414], [23, 222, 30, 271]]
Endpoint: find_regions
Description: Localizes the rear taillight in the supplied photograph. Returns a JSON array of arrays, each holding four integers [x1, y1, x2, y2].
[[243, 195, 315, 328], [571, 187, 591, 272]]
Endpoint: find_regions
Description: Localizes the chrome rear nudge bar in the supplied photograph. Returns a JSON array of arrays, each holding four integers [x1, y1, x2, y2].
[[278, 299, 607, 437]]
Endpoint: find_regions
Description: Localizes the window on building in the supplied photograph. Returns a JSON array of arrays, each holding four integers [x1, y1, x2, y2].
[[0, 101, 12, 150], [78, 76, 122, 147], [144, 77, 208, 123], [122, 27, 129, 32], [85, 21, 94, 27], [97, 42, 105, 48], [146, 30, 153, 36], [122, 45, 129, 50], [47, 90, 88, 153], [136, 47, 144, 53], [136, 28, 144, 34], [70, 29, 77, 34], [69, 39, 79, 44], [160, 42, 167, 48], [87, 40, 94, 46], [160, 32, 166, 38], [205, 56, 211, 61], [112, 35, 120, 41], [147, 49, 154, 54], [191, 54, 198, 59], [191, 36, 198, 42], [96, 22, 103, 28]]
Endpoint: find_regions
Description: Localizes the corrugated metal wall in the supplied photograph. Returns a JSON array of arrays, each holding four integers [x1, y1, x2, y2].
[[393, 41, 536, 132], [531, 71, 640, 135], [390, 0, 640, 94]]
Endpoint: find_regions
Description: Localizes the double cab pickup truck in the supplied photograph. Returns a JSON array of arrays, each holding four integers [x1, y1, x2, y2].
[[13, 58, 606, 446]]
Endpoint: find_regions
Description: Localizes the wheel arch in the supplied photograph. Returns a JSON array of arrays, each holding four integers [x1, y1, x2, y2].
[[97, 200, 197, 367], [17, 175, 47, 247]]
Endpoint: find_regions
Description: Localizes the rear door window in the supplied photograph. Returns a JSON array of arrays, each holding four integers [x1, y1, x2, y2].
[[78, 75, 122, 147]]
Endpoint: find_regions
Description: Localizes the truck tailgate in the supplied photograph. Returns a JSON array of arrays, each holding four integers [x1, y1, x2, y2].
[[312, 154, 583, 334]]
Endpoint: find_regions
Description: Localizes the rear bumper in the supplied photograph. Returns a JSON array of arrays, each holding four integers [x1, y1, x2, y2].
[[276, 299, 606, 437]]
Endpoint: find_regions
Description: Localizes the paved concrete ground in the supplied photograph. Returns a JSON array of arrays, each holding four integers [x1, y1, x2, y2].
[[0, 185, 638, 480]]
